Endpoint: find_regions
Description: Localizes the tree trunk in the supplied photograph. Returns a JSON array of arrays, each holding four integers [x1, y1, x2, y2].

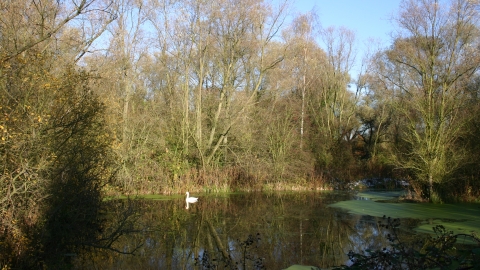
[[428, 174, 434, 202]]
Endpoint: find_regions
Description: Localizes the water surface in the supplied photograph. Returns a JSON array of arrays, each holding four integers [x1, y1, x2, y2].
[[77, 191, 479, 269]]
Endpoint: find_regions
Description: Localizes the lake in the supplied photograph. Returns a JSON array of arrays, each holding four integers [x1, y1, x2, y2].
[[75, 191, 480, 269]]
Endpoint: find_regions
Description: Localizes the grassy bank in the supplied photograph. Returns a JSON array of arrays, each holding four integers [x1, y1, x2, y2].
[[104, 167, 334, 197]]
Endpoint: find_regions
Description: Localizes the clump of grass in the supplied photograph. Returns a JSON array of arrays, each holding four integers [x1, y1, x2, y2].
[[262, 173, 332, 192], [107, 163, 333, 196]]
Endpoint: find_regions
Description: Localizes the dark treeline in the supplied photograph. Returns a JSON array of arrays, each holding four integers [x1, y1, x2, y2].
[[1, 0, 480, 268]]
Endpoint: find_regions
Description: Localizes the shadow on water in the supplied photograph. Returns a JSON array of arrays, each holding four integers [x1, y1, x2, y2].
[[75, 192, 399, 269]]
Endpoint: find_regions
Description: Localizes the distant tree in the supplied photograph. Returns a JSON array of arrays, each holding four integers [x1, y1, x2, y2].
[[309, 26, 361, 178]]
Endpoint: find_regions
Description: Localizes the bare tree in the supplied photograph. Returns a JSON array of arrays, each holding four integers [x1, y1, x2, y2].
[[283, 11, 319, 150], [298, 26, 360, 173], [0, 0, 115, 64]]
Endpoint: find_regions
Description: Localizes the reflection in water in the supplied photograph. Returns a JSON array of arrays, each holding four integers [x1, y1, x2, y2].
[[185, 200, 198, 209], [75, 192, 394, 269]]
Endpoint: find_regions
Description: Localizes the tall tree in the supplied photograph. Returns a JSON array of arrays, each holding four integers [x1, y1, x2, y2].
[[86, 0, 150, 190], [283, 12, 318, 150], [372, 0, 480, 200], [0, 0, 118, 266], [305, 26, 360, 174], [199, 0, 287, 167]]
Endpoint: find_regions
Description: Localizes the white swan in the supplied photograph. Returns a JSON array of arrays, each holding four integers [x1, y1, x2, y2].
[[185, 192, 198, 203]]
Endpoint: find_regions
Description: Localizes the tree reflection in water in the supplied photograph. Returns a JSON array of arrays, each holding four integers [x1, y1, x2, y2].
[[75, 192, 394, 269]]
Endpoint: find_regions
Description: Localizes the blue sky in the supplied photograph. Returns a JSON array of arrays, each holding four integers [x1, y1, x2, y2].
[[288, 0, 402, 45], [279, 0, 404, 77]]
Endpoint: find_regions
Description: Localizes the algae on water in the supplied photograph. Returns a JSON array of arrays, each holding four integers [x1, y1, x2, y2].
[[329, 191, 480, 236]]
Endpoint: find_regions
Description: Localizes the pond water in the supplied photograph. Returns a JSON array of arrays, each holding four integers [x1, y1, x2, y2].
[[77, 191, 480, 269]]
